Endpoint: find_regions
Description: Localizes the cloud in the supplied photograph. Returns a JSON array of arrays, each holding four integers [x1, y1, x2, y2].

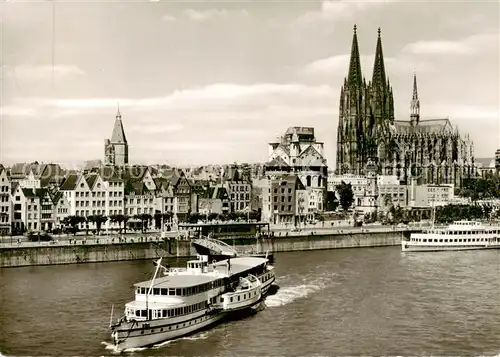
[[183, 8, 248, 22], [425, 104, 499, 121], [2, 82, 337, 165], [297, 0, 395, 25], [128, 123, 184, 135], [301, 53, 433, 77], [2, 65, 85, 81], [402, 32, 499, 56], [26, 83, 335, 112], [161, 14, 176, 22], [0, 105, 37, 116]]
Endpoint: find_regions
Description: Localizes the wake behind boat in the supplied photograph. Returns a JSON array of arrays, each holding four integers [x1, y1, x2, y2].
[[109, 238, 276, 351]]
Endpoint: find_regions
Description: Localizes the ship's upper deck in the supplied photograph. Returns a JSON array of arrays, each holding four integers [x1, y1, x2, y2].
[[447, 220, 483, 229], [134, 256, 268, 290]]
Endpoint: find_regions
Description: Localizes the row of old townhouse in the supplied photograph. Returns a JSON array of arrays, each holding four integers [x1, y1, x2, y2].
[[0, 162, 259, 235]]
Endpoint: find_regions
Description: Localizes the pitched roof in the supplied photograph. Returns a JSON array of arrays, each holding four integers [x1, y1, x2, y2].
[[49, 189, 65, 205], [171, 169, 189, 187], [125, 181, 153, 196], [475, 157, 495, 168], [298, 145, 327, 166], [59, 173, 80, 190], [153, 177, 167, 190], [267, 156, 290, 167], [394, 118, 454, 135], [10, 162, 39, 178], [39, 164, 65, 186], [84, 174, 98, 189], [212, 186, 228, 200], [22, 188, 48, 199], [271, 174, 304, 189]]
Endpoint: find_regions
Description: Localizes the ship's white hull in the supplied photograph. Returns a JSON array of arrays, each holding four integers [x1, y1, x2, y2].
[[112, 276, 275, 351], [402, 242, 500, 252], [113, 311, 227, 351]]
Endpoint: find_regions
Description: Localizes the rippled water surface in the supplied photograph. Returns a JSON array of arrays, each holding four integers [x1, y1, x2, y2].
[[1, 247, 500, 356]]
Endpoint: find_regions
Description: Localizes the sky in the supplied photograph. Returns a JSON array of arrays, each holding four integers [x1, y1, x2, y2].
[[1, 0, 499, 168]]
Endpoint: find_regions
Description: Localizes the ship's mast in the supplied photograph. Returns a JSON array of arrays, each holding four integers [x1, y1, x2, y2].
[[431, 202, 436, 229], [146, 257, 163, 315]]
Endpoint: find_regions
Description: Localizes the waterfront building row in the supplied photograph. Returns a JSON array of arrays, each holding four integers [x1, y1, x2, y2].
[[0, 162, 256, 235]]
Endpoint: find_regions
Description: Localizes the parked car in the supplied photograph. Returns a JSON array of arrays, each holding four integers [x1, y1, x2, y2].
[[26, 231, 53, 242]]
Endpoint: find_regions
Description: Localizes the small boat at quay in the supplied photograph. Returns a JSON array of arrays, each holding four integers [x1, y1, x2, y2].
[[402, 220, 500, 252], [109, 238, 275, 351]]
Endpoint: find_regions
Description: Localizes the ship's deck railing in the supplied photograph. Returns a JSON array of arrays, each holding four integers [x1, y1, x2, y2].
[[163, 265, 226, 276]]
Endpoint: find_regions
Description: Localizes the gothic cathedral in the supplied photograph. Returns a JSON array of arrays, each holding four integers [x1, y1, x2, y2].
[[335, 26, 475, 187], [104, 107, 129, 167]]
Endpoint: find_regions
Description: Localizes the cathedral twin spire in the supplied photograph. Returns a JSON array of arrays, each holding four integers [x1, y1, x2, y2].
[[371, 28, 387, 91], [346, 25, 388, 91], [347, 24, 363, 87]]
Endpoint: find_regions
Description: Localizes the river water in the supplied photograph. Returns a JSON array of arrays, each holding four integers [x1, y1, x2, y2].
[[1, 247, 500, 356]]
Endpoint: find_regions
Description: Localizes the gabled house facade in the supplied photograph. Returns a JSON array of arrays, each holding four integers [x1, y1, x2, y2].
[[154, 178, 177, 215], [10, 185, 41, 233], [171, 170, 194, 221], [51, 190, 70, 228], [123, 166, 156, 219], [223, 168, 252, 213], [0, 166, 11, 235], [39, 189, 55, 231]]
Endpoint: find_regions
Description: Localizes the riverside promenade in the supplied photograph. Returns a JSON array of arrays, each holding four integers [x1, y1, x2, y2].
[[0, 225, 423, 268]]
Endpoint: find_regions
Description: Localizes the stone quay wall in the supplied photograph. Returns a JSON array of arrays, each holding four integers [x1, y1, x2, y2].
[[0, 229, 416, 268]]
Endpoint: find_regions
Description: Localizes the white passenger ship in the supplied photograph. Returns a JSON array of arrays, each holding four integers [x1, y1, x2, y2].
[[109, 239, 275, 351], [402, 220, 500, 252]]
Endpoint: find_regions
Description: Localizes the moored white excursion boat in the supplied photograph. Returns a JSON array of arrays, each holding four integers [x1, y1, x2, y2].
[[109, 239, 275, 351], [402, 220, 500, 252]]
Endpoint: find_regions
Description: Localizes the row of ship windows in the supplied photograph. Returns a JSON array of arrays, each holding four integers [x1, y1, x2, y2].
[[136, 280, 224, 296], [425, 230, 500, 235], [136, 271, 272, 299], [130, 301, 208, 319], [412, 237, 499, 243], [221, 290, 258, 303], [139, 315, 212, 335], [262, 273, 272, 283]]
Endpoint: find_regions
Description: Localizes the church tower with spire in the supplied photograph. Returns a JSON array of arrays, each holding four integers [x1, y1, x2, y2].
[[336, 24, 368, 175], [104, 106, 129, 166], [409, 72, 420, 126]]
